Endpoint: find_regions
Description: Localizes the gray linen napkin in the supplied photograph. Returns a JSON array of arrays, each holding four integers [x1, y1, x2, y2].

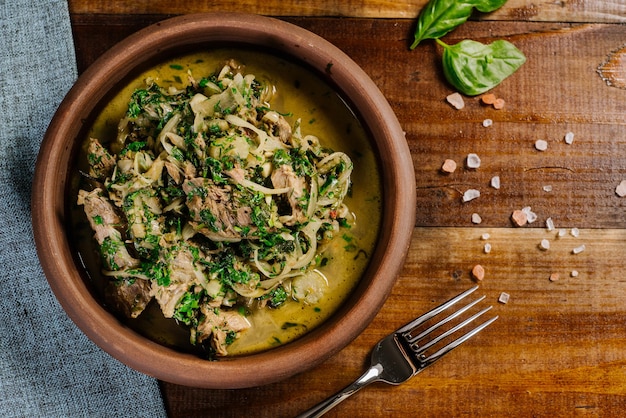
[[0, 1, 168, 416]]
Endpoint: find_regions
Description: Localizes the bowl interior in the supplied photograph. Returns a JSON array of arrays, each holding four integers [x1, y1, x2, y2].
[[32, 13, 416, 388]]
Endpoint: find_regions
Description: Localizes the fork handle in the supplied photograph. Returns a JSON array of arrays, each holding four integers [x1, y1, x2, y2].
[[296, 364, 382, 418]]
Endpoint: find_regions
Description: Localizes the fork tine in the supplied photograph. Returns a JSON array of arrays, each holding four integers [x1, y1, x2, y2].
[[396, 285, 479, 335], [405, 294, 486, 344], [423, 313, 498, 364], [413, 305, 496, 358]]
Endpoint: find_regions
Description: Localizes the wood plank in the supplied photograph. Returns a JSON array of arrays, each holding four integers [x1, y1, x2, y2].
[[161, 226, 626, 417], [67, 0, 626, 23], [69, 14, 161, 74]]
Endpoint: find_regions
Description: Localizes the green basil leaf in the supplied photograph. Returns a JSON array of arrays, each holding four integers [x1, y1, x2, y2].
[[411, 0, 474, 49], [439, 39, 526, 96], [410, 0, 509, 49]]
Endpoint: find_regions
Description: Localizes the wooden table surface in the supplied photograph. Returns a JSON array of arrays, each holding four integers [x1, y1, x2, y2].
[[68, 1, 626, 416]]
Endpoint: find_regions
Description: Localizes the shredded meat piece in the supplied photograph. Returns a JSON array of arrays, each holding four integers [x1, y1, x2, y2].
[[182, 177, 254, 240], [78, 189, 120, 242], [271, 165, 308, 225], [77, 188, 139, 269], [272, 115, 292, 144], [164, 161, 183, 184], [236, 206, 252, 225], [150, 281, 188, 318], [182, 160, 197, 179], [224, 166, 245, 183], [197, 306, 251, 356], [104, 278, 152, 318], [170, 249, 193, 274], [86, 137, 116, 180], [151, 246, 204, 318]]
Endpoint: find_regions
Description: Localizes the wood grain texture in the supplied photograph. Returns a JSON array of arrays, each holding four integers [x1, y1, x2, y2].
[[68, 0, 626, 22], [68, 6, 626, 418]]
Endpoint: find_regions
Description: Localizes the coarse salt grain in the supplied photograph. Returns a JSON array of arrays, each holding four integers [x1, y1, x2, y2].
[[498, 292, 510, 304], [471, 213, 482, 224], [546, 217, 555, 231], [543, 185, 553, 192], [570, 227, 580, 237], [549, 273, 560, 282], [511, 209, 527, 227], [481, 233, 490, 240], [479, 93, 505, 109], [571, 270, 579, 277], [482, 118, 493, 127], [558, 228, 567, 237], [535, 139, 548, 151], [539, 239, 550, 251], [522, 206, 537, 224], [490, 175, 501, 189], [463, 189, 481, 202], [441, 158, 457, 174], [616, 180, 626, 197], [471, 264, 485, 281], [480, 93, 497, 105], [484, 243, 492, 254], [564, 131, 575, 144], [466, 153, 481, 168], [572, 244, 586, 254], [446, 92, 465, 110]]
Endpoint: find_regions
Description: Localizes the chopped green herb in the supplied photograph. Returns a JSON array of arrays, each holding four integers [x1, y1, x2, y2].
[[265, 286, 288, 308], [173, 290, 202, 325], [100, 236, 120, 270]]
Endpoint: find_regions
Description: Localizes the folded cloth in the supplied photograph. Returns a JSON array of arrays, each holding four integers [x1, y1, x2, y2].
[[0, 1, 168, 417]]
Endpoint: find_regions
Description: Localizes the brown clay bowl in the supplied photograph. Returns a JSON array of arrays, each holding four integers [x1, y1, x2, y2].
[[31, 13, 416, 388]]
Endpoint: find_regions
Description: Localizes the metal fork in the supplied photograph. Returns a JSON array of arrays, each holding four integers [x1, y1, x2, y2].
[[296, 286, 498, 418]]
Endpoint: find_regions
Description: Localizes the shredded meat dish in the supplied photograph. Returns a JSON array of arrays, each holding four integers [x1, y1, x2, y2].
[[77, 59, 353, 356]]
